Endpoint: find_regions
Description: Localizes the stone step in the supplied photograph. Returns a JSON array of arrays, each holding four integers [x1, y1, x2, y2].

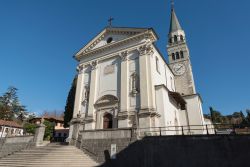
[[0, 162, 97, 165], [0, 144, 99, 167], [0, 165, 98, 167]]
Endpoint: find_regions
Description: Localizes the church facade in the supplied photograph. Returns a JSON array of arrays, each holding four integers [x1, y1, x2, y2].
[[68, 5, 207, 141]]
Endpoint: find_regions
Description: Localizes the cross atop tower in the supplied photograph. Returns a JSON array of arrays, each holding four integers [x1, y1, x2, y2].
[[108, 17, 114, 27], [171, 0, 174, 10]]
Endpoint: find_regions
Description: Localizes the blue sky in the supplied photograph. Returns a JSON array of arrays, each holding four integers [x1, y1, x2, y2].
[[0, 0, 249, 115]]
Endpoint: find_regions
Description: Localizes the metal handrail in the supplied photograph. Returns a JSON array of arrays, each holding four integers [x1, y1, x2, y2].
[[137, 124, 250, 137]]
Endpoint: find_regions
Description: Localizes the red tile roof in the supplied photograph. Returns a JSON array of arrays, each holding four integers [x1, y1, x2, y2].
[[29, 117, 64, 123], [0, 120, 23, 128]]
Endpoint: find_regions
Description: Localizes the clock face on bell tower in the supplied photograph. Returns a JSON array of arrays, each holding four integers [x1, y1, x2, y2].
[[172, 63, 186, 76]]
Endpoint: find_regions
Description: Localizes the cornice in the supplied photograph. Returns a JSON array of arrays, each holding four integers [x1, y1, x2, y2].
[[75, 30, 157, 61], [77, 42, 154, 68]]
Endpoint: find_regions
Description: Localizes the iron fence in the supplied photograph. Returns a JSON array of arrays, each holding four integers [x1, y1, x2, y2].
[[137, 124, 250, 137]]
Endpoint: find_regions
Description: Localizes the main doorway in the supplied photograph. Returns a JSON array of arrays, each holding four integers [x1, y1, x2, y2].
[[103, 113, 113, 129]]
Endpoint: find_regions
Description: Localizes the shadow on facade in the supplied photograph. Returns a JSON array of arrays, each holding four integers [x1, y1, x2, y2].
[[98, 135, 250, 167]]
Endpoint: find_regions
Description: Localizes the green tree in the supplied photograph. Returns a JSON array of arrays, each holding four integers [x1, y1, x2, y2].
[[23, 122, 37, 134], [0, 87, 27, 120], [43, 120, 54, 141], [210, 107, 223, 123], [63, 76, 77, 128], [246, 109, 250, 124]]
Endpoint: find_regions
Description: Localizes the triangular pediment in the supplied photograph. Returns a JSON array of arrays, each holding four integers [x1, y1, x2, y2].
[[75, 27, 155, 58]]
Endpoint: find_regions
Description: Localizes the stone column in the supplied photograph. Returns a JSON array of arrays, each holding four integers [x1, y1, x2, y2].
[[118, 51, 130, 128], [73, 65, 85, 118], [138, 44, 156, 128], [85, 60, 98, 130], [34, 123, 46, 146]]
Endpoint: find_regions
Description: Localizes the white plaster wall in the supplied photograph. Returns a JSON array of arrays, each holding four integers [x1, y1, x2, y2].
[[178, 110, 188, 126], [155, 86, 180, 135], [96, 57, 120, 99], [184, 95, 206, 134], [150, 48, 175, 92]]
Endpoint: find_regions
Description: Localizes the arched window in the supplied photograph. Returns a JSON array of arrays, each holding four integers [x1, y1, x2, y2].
[[180, 51, 184, 58], [172, 53, 175, 61], [103, 113, 113, 129], [176, 52, 180, 59], [180, 35, 184, 41], [174, 35, 178, 43]]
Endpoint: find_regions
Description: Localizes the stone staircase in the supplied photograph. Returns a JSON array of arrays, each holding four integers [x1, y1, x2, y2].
[[0, 143, 99, 167]]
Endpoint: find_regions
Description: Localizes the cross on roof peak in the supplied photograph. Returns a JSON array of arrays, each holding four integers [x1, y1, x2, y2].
[[108, 17, 114, 27]]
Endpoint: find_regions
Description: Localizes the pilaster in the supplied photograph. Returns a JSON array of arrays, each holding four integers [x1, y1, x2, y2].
[[85, 60, 98, 130], [137, 44, 158, 128], [138, 44, 155, 112], [118, 51, 130, 128], [73, 65, 85, 118]]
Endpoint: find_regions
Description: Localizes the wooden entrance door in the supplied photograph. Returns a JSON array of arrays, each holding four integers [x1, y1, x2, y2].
[[103, 113, 113, 129]]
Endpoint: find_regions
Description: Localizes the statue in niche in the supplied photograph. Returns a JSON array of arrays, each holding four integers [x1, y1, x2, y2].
[[131, 72, 139, 96], [82, 85, 90, 105]]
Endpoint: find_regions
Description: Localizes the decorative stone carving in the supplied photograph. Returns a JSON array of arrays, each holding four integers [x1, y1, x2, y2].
[[76, 65, 84, 73], [138, 44, 154, 56], [82, 85, 90, 105], [130, 72, 139, 96], [104, 65, 115, 75], [77, 110, 81, 118], [120, 51, 128, 61], [90, 60, 97, 70], [138, 45, 147, 56]]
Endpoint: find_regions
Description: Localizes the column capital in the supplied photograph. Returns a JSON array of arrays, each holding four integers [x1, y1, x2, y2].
[[120, 51, 128, 61], [138, 44, 154, 56], [90, 60, 98, 70], [76, 65, 84, 74]]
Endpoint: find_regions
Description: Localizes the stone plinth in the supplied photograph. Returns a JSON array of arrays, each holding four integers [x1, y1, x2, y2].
[[33, 123, 45, 146], [69, 117, 84, 145]]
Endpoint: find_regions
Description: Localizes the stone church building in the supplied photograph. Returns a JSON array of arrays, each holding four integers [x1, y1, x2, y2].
[[68, 4, 208, 142]]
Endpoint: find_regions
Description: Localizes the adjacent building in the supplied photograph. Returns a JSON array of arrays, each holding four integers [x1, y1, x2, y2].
[[29, 117, 69, 142], [0, 120, 23, 138]]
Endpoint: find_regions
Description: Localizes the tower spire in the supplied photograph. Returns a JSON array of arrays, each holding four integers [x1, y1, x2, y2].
[[169, 0, 182, 33]]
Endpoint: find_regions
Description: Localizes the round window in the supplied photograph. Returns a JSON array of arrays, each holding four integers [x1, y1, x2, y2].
[[107, 37, 113, 44]]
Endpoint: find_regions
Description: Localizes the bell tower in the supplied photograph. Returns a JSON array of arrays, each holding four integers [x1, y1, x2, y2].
[[167, 1, 196, 96]]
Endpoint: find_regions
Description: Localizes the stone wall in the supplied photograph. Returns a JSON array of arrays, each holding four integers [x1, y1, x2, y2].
[[99, 135, 250, 167], [0, 136, 34, 158], [77, 128, 136, 163]]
